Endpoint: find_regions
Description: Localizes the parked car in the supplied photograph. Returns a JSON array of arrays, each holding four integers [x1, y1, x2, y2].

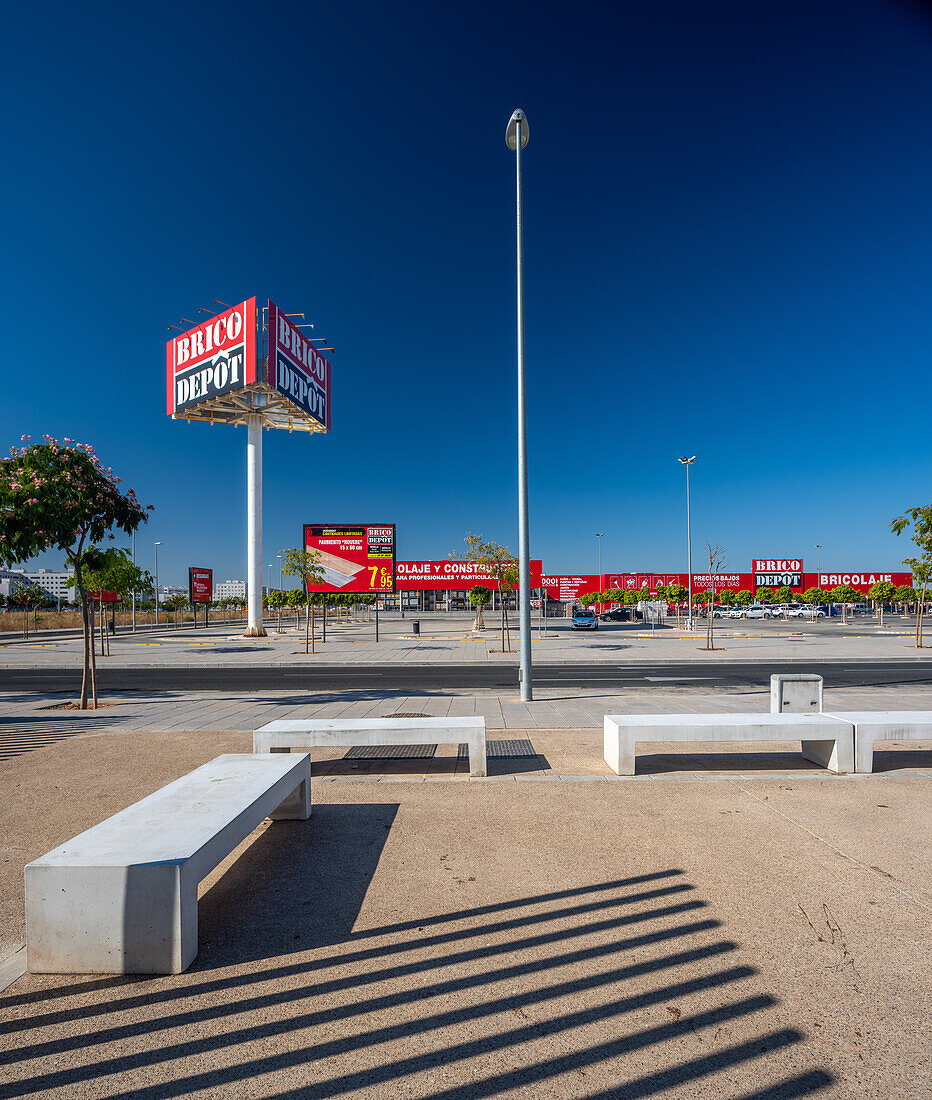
[[572, 609, 599, 630], [728, 606, 746, 619], [741, 606, 773, 619], [600, 607, 628, 621], [790, 605, 826, 619], [712, 606, 731, 619]]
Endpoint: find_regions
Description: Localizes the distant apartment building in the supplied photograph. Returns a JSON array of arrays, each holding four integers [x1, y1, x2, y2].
[[21, 569, 73, 601], [0, 569, 30, 600], [215, 579, 247, 599]]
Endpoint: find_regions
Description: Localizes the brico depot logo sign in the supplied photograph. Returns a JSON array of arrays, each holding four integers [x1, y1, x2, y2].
[[752, 558, 803, 588], [166, 299, 258, 414], [268, 301, 331, 430]]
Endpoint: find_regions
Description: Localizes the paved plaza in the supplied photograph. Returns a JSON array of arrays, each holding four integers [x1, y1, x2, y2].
[[0, 614, 929, 668], [1, 672, 931, 1097]]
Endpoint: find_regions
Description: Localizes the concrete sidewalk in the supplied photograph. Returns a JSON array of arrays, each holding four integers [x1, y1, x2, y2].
[[0, 722, 929, 1097]]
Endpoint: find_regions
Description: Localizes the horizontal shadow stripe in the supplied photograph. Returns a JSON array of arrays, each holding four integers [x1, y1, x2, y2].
[[3, 943, 750, 1067], [733, 1071, 835, 1099], [82, 996, 778, 1100], [2, 918, 724, 1038]]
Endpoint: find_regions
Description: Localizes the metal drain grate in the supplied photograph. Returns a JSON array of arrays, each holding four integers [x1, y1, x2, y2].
[[380, 713, 433, 719], [0, 721, 103, 762], [344, 744, 438, 760], [459, 738, 537, 759]]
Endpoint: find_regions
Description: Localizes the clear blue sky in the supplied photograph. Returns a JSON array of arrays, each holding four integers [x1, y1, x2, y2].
[[3, 1, 932, 583]]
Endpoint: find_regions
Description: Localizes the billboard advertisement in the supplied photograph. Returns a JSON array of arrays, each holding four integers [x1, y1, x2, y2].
[[817, 571, 912, 594], [542, 575, 599, 601], [304, 524, 396, 592], [166, 299, 258, 415], [398, 560, 543, 592], [188, 567, 213, 605], [268, 301, 331, 431]]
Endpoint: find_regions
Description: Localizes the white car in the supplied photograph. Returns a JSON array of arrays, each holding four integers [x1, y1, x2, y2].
[[790, 606, 825, 619], [741, 606, 772, 619]]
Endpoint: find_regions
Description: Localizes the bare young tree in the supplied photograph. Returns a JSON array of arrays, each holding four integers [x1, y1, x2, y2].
[[704, 542, 727, 651]]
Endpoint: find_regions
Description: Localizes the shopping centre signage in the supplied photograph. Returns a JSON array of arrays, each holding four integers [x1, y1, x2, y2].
[[268, 300, 331, 430], [305, 524, 396, 593], [166, 299, 258, 415], [398, 561, 543, 591], [752, 559, 803, 589]]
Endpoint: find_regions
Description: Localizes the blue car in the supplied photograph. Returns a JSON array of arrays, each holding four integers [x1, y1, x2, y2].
[[572, 609, 599, 630]]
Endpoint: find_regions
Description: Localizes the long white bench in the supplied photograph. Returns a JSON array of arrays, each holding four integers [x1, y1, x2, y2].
[[25, 753, 311, 975], [603, 713, 854, 775], [825, 711, 932, 774], [254, 717, 487, 777]]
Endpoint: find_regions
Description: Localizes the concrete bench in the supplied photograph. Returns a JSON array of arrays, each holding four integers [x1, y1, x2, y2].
[[603, 713, 854, 775], [825, 711, 932, 773], [254, 717, 487, 777], [25, 753, 311, 975]]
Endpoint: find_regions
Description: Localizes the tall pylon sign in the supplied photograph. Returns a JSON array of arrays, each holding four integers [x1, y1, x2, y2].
[[166, 298, 333, 635]]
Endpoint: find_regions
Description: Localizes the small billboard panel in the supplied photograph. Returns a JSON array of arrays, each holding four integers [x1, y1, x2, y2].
[[188, 567, 213, 604], [304, 524, 395, 593], [166, 299, 258, 416], [268, 301, 331, 430], [752, 558, 804, 590]]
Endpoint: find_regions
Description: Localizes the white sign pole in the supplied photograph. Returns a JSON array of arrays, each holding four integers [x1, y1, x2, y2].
[[245, 414, 266, 636]]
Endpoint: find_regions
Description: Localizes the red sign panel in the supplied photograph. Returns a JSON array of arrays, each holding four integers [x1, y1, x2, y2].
[[542, 575, 599, 601], [268, 301, 331, 430], [304, 524, 396, 593], [397, 561, 543, 591], [166, 299, 258, 415], [188, 567, 213, 605], [816, 571, 912, 594]]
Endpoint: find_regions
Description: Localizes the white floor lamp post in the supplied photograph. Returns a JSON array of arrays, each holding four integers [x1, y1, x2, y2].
[[507, 108, 533, 702], [678, 457, 696, 628]]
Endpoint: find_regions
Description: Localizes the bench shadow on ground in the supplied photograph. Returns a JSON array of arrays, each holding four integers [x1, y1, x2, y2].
[[634, 750, 832, 776], [0, 821, 834, 1100], [314, 753, 551, 777]]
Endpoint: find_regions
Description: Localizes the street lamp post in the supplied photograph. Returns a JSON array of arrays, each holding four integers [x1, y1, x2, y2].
[[678, 457, 697, 628], [596, 533, 604, 612], [154, 541, 161, 627], [816, 544, 822, 580], [131, 530, 136, 633], [277, 551, 283, 593], [506, 107, 533, 702]]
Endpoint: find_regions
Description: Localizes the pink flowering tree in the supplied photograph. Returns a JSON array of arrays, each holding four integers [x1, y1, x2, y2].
[[0, 436, 151, 708]]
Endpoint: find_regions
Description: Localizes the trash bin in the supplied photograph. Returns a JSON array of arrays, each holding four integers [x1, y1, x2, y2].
[[412, 621, 420, 635]]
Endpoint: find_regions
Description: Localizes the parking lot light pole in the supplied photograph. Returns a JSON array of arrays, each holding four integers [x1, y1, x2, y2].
[[678, 457, 696, 628], [596, 533, 604, 612], [816, 544, 822, 578], [154, 541, 161, 626], [507, 107, 533, 701]]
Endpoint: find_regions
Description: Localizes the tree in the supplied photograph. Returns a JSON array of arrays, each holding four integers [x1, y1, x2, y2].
[[281, 548, 325, 653], [267, 589, 288, 632], [704, 542, 727, 650], [868, 580, 895, 628], [773, 586, 795, 605], [891, 501, 932, 647], [735, 589, 753, 605], [468, 585, 492, 631], [664, 583, 689, 626], [579, 591, 599, 607], [717, 588, 736, 606], [829, 584, 859, 625], [76, 546, 152, 655], [0, 436, 149, 708], [286, 588, 306, 629], [10, 581, 46, 640], [457, 535, 519, 653], [894, 584, 917, 615], [755, 587, 773, 605]]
